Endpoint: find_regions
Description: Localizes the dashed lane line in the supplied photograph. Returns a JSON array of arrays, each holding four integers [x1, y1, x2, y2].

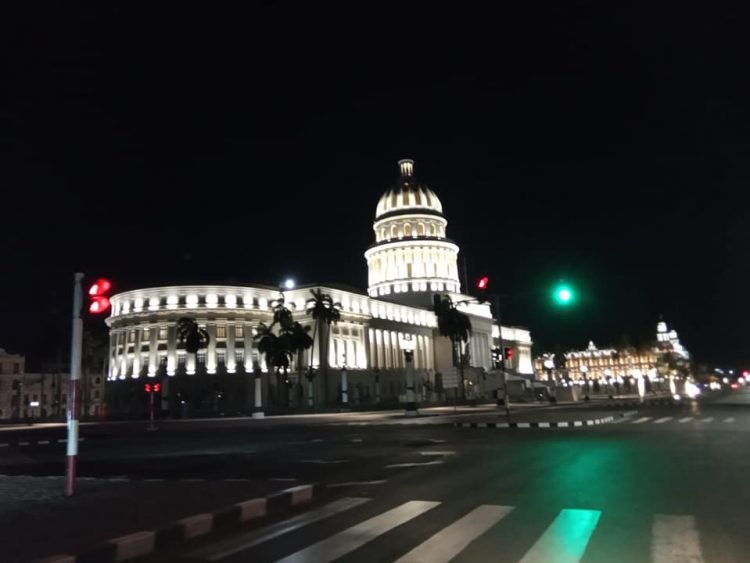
[[386, 461, 444, 468], [654, 417, 673, 424], [327, 480, 387, 488], [632, 417, 652, 424], [419, 451, 456, 457], [679, 417, 694, 423]]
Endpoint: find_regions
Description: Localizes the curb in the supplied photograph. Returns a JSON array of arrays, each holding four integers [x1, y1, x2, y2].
[[453, 415, 617, 429], [35, 484, 322, 563], [603, 399, 678, 407]]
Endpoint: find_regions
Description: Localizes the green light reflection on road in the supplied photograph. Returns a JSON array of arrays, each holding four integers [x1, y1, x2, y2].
[[519, 508, 602, 563]]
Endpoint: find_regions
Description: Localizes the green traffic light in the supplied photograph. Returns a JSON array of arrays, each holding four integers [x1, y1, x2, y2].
[[554, 284, 574, 305]]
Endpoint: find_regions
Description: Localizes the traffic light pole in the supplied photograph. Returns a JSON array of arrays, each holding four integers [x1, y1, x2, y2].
[[491, 295, 511, 422], [66, 272, 84, 496]]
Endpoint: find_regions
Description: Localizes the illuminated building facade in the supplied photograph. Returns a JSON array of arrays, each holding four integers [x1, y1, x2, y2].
[[534, 320, 690, 382], [105, 160, 533, 412]]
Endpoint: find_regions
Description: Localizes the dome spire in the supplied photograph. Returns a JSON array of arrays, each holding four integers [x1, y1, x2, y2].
[[398, 159, 414, 177]]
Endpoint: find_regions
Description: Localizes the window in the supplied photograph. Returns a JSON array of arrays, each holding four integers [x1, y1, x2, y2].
[[24, 394, 29, 403], [216, 325, 226, 338], [158, 327, 168, 340], [177, 352, 186, 366], [197, 351, 207, 365], [62, 394, 67, 404], [94, 390, 100, 399], [404, 223, 412, 236], [418, 223, 425, 236], [236, 325, 244, 338], [42, 394, 47, 402], [13, 363, 19, 374], [431, 224, 437, 236], [129, 331, 135, 343], [235, 349, 245, 364], [95, 377, 101, 385], [32, 394, 37, 401], [0, 363, 4, 374], [217, 350, 226, 365], [142, 328, 150, 341]]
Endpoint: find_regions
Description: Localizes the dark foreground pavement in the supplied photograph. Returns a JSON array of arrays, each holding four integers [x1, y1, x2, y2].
[[6, 390, 750, 562]]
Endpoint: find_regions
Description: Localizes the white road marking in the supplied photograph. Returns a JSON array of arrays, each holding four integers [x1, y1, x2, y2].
[[654, 417, 673, 424], [519, 508, 601, 563], [311, 438, 324, 443], [0, 444, 8, 448], [678, 417, 694, 423], [699, 417, 714, 423], [38, 440, 50, 445], [419, 451, 456, 457], [394, 504, 514, 563], [428, 439, 447, 443], [57, 438, 67, 443], [299, 459, 349, 464], [276, 500, 440, 563], [386, 461, 444, 468], [196, 497, 371, 561], [724, 417, 736, 423], [651, 514, 705, 563], [350, 438, 363, 443], [18, 441, 30, 446], [142, 478, 165, 482], [180, 478, 205, 482], [327, 480, 387, 488], [632, 417, 652, 424]]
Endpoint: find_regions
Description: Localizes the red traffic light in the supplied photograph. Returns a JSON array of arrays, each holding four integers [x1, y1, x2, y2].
[[88, 278, 112, 296], [144, 383, 151, 392], [504, 347, 514, 361], [144, 382, 161, 393], [153, 383, 161, 393], [87, 278, 112, 314], [477, 276, 489, 291], [89, 296, 111, 314]]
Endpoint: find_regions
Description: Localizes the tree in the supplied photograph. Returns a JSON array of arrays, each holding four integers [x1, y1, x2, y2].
[[255, 322, 291, 405], [176, 318, 210, 371], [433, 295, 472, 399], [306, 289, 342, 402], [271, 295, 294, 331], [285, 321, 314, 407]]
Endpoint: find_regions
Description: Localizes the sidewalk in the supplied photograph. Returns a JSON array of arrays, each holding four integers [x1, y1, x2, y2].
[[0, 476, 313, 562]]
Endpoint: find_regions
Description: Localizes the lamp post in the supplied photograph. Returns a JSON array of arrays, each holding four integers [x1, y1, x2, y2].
[[400, 335, 418, 417], [252, 361, 264, 419], [340, 354, 349, 407]]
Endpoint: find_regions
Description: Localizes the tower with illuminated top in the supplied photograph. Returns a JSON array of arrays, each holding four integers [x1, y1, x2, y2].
[[365, 159, 461, 307]]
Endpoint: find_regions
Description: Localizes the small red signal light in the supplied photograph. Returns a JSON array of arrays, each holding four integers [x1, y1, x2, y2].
[[153, 383, 161, 393], [477, 276, 489, 291], [89, 296, 111, 314], [144, 383, 151, 392], [504, 347, 514, 361]]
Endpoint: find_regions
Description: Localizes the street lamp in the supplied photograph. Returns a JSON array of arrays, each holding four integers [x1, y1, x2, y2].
[[400, 335, 418, 417], [580, 365, 590, 400], [283, 278, 295, 290]]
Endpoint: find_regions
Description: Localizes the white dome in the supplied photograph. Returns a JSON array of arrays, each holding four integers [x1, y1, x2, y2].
[[375, 159, 443, 219]]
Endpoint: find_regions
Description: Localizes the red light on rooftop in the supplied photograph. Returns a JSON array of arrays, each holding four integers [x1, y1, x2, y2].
[[477, 276, 489, 291]]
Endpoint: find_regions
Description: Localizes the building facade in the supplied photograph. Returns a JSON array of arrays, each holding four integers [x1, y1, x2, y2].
[[534, 320, 690, 383], [105, 160, 533, 415]]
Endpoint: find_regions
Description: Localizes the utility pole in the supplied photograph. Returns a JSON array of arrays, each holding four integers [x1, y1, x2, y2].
[[491, 295, 511, 422], [66, 272, 84, 496]]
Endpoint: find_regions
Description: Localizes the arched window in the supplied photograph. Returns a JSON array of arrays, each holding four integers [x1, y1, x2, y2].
[[417, 223, 425, 236], [380, 227, 386, 240], [431, 224, 437, 236], [404, 223, 412, 237], [391, 224, 398, 239]]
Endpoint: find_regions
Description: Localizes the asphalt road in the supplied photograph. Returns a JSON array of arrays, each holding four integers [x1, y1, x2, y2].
[[5, 389, 750, 561]]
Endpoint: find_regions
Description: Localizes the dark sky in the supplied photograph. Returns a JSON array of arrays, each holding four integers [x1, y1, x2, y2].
[[3, 3, 749, 368]]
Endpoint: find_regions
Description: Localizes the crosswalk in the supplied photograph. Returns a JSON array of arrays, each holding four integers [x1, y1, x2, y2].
[[628, 415, 740, 426], [187, 497, 720, 562]]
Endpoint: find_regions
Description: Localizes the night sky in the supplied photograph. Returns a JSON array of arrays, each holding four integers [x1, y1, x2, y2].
[[4, 4, 749, 369]]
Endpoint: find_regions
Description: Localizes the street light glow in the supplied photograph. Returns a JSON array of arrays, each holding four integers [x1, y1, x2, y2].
[[284, 279, 295, 290]]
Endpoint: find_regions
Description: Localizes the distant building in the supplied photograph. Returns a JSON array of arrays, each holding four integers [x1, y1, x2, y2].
[[0, 348, 105, 420], [534, 320, 690, 382]]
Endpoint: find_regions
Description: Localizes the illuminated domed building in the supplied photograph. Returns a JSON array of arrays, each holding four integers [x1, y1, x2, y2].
[[105, 160, 533, 415]]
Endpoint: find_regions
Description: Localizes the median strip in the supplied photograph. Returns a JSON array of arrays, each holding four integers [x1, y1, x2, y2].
[[32, 483, 322, 563], [453, 415, 617, 429]]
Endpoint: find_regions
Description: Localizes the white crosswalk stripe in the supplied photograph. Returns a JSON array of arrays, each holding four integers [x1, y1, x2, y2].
[[654, 417, 673, 424], [519, 509, 601, 563], [632, 417, 652, 424], [394, 505, 513, 563], [192, 497, 723, 562], [679, 416, 694, 423], [699, 417, 714, 423], [276, 500, 440, 563], [724, 417, 736, 423], [651, 514, 705, 562]]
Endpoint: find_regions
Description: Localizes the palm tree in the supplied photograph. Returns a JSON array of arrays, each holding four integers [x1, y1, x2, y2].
[[254, 322, 292, 406], [284, 322, 314, 407], [306, 289, 342, 402], [176, 318, 210, 372], [271, 294, 294, 331], [433, 295, 472, 399]]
